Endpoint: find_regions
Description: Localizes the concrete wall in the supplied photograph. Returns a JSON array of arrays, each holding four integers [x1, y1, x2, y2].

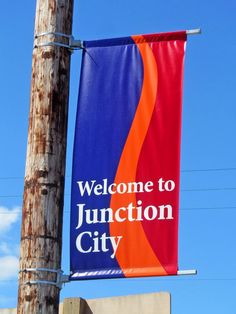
[[0, 310, 16, 314], [0, 304, 63, 314], [63, 292, 170, 314], [0, 292, 170, 314]]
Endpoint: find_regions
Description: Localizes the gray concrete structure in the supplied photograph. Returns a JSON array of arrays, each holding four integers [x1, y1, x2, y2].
[[63, 292, 170, 314], [0, 292, 170, 314]]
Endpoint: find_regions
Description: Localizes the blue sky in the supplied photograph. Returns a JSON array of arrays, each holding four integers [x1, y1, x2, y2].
[[0, 0, 236, 312]]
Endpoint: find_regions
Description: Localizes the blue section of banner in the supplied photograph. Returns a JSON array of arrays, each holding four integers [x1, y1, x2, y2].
[[70, 39, 144, 279], [84, 36, 137, 48]]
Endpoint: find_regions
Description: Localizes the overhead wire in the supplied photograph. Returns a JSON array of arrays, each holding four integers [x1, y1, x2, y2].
[[0, 166, 236, 213], [1, 206, 236, 215], [1, 168, 235, 285], [0, 166, 236, 181], [1, 277, 236, 283], [1, 185, 236, 199], [181, 167, 236, 173]]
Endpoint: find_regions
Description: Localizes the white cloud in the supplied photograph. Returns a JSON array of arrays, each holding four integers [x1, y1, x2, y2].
[[0, 242, 12, 255], [0, 256, 19, 280], [0, 207, 20, 282], [0, 206, 20, 233], [0, 242, 19, 256]]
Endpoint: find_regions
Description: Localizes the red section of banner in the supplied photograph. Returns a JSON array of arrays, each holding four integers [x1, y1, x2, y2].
[[110, 32, 186, 277], [136, 33, 186, 274]]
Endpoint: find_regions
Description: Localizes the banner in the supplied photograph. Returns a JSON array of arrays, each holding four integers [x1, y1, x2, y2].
[[70, 31, 187, 280]]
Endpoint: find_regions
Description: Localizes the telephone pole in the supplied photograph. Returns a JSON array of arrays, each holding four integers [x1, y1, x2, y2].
[[17, 0, 74, 313]]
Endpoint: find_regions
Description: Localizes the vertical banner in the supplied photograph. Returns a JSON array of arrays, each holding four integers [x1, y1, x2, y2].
[[70, 31, 187, 280]]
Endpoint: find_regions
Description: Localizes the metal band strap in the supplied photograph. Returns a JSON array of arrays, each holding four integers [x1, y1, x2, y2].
[[34, 31, 83, 50], [19, 268, 70, 289]]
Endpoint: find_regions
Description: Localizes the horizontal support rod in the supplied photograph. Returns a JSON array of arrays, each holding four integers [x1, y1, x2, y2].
[[34, 28, 201, 52], [186, 28, 201, 35], [177, 269, 197, 275]]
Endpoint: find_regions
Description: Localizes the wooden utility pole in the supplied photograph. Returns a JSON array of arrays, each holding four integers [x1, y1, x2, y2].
[[17, 0, 74, 313]]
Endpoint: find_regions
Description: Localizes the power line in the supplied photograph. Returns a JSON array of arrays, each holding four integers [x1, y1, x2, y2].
[[0, 177, 24, 180], [0, 279, 17, 283], [123, 277, 236, 281], [181, 187, 236, 192], [181, 167, 236, 173], [1, 186, 236, 199], [117, 278, 236, 282], [1, 206, 236, 215], [0, 175, 72, 180], [1, 277, 236, 283], [180, 206, 236, 211], [0, 195, 23, 198], [0, 167, 236, 181]]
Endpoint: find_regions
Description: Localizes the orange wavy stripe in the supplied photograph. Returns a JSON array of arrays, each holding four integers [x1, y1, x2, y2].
[[109, 35, 167, 277]]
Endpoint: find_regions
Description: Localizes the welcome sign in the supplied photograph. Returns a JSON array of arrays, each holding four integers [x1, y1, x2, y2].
[[70, 31, 187, 280]]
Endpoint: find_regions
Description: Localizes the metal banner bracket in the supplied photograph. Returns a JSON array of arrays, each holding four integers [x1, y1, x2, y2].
[[19, 268, 70, 289], [177, 269, 197, 276], [34, 31, 83, 51], [33, 28, 200, 52]]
